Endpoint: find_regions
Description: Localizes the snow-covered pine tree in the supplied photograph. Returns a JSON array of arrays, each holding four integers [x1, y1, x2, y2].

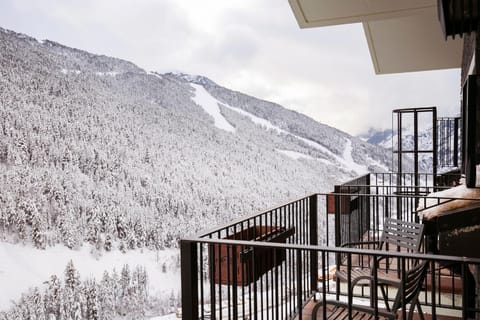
[[44, 275, 61, 319], [64, 261, 80, 291], [85, 280, 98, 320], [98, 271, 115, 320]]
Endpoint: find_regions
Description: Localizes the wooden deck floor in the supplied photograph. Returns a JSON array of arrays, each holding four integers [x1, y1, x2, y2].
[[297, 300, 462, 320]]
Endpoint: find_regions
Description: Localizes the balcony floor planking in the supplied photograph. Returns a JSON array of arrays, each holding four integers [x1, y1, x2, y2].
[[298, 300, 462, 320]]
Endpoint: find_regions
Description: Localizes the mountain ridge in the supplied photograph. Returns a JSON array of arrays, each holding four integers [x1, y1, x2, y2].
[[0, 25, 394, 317]]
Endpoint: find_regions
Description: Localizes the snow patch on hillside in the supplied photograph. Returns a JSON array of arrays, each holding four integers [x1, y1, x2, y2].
[[95, 71, 119, 76], [276, 149, 313, 160], [149, 71, 163, 79], [192, 84, 368, 173], [0, 242, 179, 310], [225, 103, 282, 132], [342, 139, 368, 174], [366, 155, 390, 172], [191, 84, 236, 133], [61, 68, 81, 75]]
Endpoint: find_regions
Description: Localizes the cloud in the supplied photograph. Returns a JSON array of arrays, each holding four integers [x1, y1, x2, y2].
[[0, 0, 460, 136]]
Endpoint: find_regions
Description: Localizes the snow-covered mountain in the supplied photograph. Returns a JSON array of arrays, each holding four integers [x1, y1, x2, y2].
[[358, 128, 394, 148], [0, 27, 391, 318], [360, 126, 434, 152], [359, 126, 436, 172]]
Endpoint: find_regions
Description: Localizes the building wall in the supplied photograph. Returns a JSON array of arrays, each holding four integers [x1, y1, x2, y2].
[[460, 31, 480, 186], [461, 32, 477, 85]]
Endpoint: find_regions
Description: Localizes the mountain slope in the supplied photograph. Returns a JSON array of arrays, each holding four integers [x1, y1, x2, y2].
[[0, 26, 391, 315]]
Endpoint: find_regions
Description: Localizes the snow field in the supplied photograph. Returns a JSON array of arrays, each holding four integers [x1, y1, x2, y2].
[[0, 242, 180, 310]]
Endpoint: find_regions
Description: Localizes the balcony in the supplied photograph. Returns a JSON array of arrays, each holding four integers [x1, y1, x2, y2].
[[180, 173, 480, 319], [180, 109, 479, 320]]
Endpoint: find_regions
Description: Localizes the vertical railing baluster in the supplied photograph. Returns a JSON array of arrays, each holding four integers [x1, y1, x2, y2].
[[180, 240, 199, 320], [217, 231, 222, 320], [199, 243, 204, 320], [347, 253, 352, 320], [401, 257, 406, 320], [209, 240, 216, 320], [226, 231, 231, 320], [232, 244, 238, 320], [289, 203, 293, 316], [430, 259, 436, 320], [322, 251, 327, 320], [372, 254, 379, 318], [462, 262, 468, 320], [296, 249, 302, 320], [310, 194, 318, 295]]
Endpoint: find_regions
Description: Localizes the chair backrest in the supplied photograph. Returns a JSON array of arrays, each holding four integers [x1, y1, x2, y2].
[[380, 218, 424, 253], [391, 260, 429, 313]]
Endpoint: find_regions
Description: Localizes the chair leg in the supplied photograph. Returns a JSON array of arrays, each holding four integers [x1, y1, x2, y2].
[[407, 297, 424, 320], [311, 300, 323, 320], [415, 300, 425, 320], [380, 284, 391, 311]]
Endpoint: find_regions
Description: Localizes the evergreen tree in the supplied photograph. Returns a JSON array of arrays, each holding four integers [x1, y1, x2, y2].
[[44, 275, 61, 319], [85, 280, 98, 320], [64, 261, 80, 291], [98, 271, 115, 320]]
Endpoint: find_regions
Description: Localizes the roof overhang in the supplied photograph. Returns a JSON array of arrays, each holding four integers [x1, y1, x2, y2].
[[288, 0, 463, 74]]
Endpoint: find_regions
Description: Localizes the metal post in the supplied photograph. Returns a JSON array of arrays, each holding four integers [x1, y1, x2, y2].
[[414, 110, 419, 188], [432, 108, 438, 186], [397, 111, 403, 181], [462, 84, 467, 175], [396, 112, 403, 220], [181, 240, 198, 320], [454, 117, 459, 167], [296, 249, 303, 320], [309, 194, 318, 294], [466, 75, 477, 187]]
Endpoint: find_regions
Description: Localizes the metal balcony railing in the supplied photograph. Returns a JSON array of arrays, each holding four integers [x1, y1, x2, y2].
[[180, 172, 480, 320]]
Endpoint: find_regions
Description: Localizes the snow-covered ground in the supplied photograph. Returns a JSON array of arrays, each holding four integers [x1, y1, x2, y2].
[[0, 242, 180, 310]]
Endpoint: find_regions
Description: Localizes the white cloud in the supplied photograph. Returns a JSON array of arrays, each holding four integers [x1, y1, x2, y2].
[[0, 0, 461, 136]]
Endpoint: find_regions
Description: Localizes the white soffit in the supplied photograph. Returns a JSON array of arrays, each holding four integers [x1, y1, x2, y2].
[[364, 9, 463, 74], [288, 0, 463, 74], [288, 0, 437, 28]]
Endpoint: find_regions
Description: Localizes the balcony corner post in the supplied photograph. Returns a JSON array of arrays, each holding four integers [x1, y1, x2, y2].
[[180, 239, 198, 320], [309, 194, 318, 293]]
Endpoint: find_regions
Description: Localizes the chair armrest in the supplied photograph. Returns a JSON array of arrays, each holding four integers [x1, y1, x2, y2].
[[340, 240, 380, 249], [351, 273, 401, 288], [323, 300, 397, 320]]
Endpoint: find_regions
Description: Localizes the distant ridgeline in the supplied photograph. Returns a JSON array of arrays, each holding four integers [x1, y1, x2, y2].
[[0, 27, 390, 251]]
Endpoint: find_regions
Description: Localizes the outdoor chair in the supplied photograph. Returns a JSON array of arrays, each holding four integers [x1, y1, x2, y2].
[[335, 218, 425, 316], [312, 260, 429, 320]]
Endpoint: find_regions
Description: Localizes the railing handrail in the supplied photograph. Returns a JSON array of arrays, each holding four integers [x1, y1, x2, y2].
[[193, 190, 480, 238], [335, 184, 452, 189], [180, 237, 480, 264], [195, 193, 316, 238], [338, 173, 370, 186], [320, 191, 480, 201], [370, 172, 459, 176]]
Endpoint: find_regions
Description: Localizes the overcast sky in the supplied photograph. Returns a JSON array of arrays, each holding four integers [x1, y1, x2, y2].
[[0, 0, 461, 135]]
